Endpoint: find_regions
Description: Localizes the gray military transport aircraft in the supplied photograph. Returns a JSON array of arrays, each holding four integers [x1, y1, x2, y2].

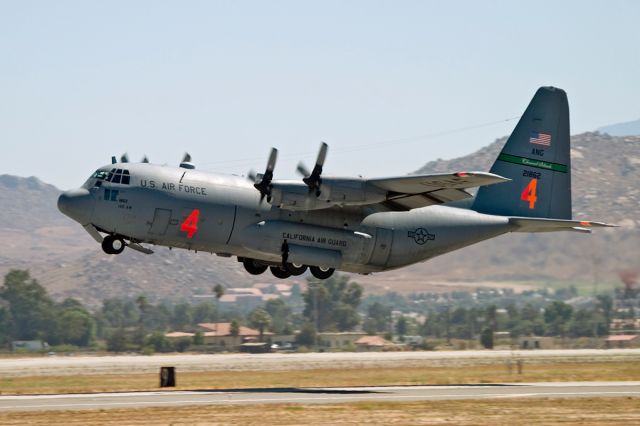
[[58, 87, 614, 280]]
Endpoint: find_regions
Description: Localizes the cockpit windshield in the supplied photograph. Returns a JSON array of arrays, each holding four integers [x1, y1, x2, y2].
[[82, 168, 132, 189], [82, 169, 110, 189], [93, 171, 109, 180]]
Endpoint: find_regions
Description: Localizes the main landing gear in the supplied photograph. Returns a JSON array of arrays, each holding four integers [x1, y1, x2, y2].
[[309, 266, 334, 280], [242, 258, 269, 275], [240, 257, 335, 280], [102, 235, 125, 255]]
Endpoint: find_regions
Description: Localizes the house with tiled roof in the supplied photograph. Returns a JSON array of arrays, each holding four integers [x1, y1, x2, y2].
[[165, 322, 275, 349], [354, 335, 394, 351]]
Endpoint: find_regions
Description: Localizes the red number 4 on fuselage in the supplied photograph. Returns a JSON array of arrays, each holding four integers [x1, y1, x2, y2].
[[180, 209, 200, 238]]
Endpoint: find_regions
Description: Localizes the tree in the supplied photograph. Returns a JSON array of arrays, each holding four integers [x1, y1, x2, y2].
[[264, 299, 292, 334], [101, 298, 139, 329], [480, 327, 494, 349], [544, 301, 574, 337], [213, 284, 225, 315], [193, 302, 215, 324], [302, 274, 363, 331], [172, 303, 193, 329], [486, 305, 497, 332], [57, 307, 95, 346], [230, 319, 240, 337], [193, 330, 205, 345], [295, 322, 316, 347], [106, 328, 127, 352], [396, 315, 408, 337], [136, 295, 149, 322], [146, 331, 174, 353], [596, 295, 613, 333], [0, 270, 55, 341], [367, 302, 392, 333], [249, 308, 272, 341]]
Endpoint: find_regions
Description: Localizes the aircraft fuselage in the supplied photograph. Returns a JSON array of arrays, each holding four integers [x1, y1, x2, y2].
[[60, 162, 512, 277]]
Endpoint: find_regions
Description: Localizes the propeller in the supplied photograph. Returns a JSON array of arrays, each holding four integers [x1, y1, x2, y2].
[[141, 156, 149, 163], [120, 153, 129, 163], [297, 142, 328, 196], [182, 153, 192, 163], [253, 148, 278, 203]]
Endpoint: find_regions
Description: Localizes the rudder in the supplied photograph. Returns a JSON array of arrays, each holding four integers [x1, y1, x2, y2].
[[472, 86, 571, 219]]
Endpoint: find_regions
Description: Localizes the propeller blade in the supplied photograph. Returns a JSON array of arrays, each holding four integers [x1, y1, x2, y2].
[[302, 142, 328, 196], [296, 162, 310, 177], [316, 142, 328, 167], [182, 152, 192, 163], [253, 148, 278, 202], [120, 153, 129, 163], [141, 156, 149, 163], [247, 169, 257, 182], [265, 147, 277, 174]]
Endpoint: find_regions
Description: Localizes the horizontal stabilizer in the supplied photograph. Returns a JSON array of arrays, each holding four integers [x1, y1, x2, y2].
[[509, 217, 617, 233]]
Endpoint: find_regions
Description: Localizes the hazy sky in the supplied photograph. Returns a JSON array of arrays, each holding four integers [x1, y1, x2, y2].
[[1, 1, 639, 189]]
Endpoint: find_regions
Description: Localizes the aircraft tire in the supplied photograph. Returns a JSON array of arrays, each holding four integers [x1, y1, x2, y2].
[[102, 235, 125, 255], [310, 266, 334, 280], [270, 266, 292, 279], [243, 258, 268, 275], [284, 263, 307, 276]]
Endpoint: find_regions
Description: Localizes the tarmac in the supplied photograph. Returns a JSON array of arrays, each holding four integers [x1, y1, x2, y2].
[[1, 382, 639, 412]]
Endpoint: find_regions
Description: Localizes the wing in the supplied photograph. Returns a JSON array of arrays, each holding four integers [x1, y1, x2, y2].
[[366, 172, 509, 211]]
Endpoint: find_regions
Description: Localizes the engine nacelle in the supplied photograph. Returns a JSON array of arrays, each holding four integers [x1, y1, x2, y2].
[[270, 178, 386, 211]]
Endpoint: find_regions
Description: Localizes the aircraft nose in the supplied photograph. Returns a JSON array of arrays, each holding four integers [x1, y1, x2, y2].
[[57, 188, 95, 225]]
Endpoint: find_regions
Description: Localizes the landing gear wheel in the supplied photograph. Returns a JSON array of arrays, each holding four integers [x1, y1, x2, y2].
[[310, 266, 334, 280], [284, 263, 307, 276], [102, 235, 125, 255], [243, 258, 268, 275], [270, 266, 292, 279]]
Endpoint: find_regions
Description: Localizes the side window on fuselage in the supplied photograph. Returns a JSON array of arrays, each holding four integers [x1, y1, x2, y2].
[[104, 188, 120, 202]]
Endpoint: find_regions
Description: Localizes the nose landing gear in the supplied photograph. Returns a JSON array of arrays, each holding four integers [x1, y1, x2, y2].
[[102, 235, 125, 255]]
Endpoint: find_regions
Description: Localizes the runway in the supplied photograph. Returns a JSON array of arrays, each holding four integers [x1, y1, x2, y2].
[[1, 382, 639, 412]]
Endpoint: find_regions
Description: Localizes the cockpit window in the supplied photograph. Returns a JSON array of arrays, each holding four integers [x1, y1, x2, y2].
[[106, 169, 131, 185], [93, 171, 108, 180]]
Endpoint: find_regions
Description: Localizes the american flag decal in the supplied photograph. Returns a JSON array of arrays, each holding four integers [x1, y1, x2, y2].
[[529, 131, 551, 146]]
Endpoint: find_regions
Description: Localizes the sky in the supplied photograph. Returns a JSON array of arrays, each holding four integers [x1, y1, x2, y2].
[[1, 1, 639, 190]]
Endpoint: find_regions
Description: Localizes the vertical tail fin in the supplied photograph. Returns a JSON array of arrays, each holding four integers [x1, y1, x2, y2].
[[472, 86, 571, 219]]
